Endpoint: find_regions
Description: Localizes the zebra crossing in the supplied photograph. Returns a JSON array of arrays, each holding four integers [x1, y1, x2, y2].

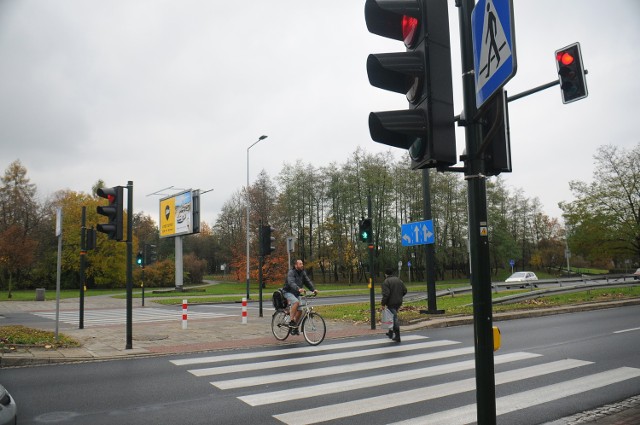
[[31, 307, 232, 326], [169, 334, 640, 425]]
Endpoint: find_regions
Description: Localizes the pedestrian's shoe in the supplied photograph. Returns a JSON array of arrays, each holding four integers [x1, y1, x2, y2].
[[392, 327, 401, 343], [386, 330, 394, 339]]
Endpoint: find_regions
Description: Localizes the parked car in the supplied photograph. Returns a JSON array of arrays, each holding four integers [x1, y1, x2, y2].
[[633, 268, 640, 280], [505, 271, 538, 288], [0, 383, 17, 425]]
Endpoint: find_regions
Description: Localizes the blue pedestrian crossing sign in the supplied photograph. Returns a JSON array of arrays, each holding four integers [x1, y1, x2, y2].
[[401, 220, 435, 247], [471, 0, 517, 108]]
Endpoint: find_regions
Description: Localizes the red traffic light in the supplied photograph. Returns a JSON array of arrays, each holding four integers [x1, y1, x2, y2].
[[557, 51, 575, 66], [554, 42, 588, 104], [402, 15, 419, 47], [96, 186, 124, 241]]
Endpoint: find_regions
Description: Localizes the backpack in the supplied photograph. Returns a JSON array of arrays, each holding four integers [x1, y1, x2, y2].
[[272, 288, 287, 310]]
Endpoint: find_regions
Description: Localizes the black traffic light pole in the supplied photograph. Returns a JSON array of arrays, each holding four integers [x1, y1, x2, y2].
[[258, 220, 264, 318], [458, 0, 497, 423], [79, 206, 86, 329], [420, 169, 443, 314], [367, 196, 376, 330], [126, 181, 133, 350]]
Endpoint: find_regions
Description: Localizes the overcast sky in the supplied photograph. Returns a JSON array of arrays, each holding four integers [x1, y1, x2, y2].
[[1, 0, 639, 227]]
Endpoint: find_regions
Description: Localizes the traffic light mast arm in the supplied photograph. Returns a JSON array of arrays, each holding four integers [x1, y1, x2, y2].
[[507, 69, 588, 103]]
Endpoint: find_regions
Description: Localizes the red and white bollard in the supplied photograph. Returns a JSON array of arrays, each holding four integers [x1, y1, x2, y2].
[[241, 297, 248, 324], [182, 299, 188, 330]]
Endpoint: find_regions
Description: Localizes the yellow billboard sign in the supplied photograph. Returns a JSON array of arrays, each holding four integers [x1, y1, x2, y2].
[[159, 190, 199, 238]]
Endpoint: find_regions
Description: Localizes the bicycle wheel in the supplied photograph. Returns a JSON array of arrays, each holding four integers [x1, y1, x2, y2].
[[302, 312, 326, 346], [271, 310, 290, 341]]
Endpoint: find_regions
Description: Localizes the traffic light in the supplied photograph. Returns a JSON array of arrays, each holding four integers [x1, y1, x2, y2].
[[96, 186, 123, 241], [480, 89, 512, 176], [86, 228, 96, 250], [358, 218, 372, 243], [136, 251, 143, 267], [555, 42, 588, 104], [146, 244, 157, 264], [365, 0, 456, 169], [260, 225, 275, 256]]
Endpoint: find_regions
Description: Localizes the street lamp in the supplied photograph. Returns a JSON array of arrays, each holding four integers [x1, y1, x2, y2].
[[246, 135, 268, 299]]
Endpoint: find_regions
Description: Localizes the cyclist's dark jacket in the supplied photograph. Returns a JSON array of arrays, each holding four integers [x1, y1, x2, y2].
[[284, 268, 315, 294]]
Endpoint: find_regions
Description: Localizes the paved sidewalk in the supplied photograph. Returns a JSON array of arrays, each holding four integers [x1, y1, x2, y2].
[[1, 296, 639, 424]]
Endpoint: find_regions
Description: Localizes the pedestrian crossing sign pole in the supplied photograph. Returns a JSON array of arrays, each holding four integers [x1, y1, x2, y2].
[[471, 0, 517, 109]]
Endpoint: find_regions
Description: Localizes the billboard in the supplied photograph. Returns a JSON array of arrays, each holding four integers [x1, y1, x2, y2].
[[159, 189, 200, 238]]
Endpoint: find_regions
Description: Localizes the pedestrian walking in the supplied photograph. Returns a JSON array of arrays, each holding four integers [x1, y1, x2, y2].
[[381, 267, 407, 342]]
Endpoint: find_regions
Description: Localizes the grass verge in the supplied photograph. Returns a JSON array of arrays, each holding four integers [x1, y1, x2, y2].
[[0, 325, 80, 350]]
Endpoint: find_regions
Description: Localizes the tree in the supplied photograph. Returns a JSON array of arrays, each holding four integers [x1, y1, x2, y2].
[[0, 160, 42, 289], [0, 159, 40, 233], [561, 144, 640, 267], [0, 225, 38, 297]]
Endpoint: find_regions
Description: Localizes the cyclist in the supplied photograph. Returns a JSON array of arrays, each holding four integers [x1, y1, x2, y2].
[[284, 259, 318, 335]]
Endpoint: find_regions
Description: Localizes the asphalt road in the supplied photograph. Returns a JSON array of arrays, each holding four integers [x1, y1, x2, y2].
[[2, 305, 639, 425]]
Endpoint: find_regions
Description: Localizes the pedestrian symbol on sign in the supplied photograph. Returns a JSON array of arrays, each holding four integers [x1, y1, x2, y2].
[[477, 0, 511, 89], [471, 0, 517, 108]]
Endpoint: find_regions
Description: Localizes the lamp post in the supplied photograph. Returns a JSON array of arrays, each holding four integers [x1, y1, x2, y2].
[[246, 135, 268, 299]]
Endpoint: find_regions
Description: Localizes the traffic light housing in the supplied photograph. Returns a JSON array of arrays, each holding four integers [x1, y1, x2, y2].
[[555, 42, 588, 104], [260, 225, 275, 257], [96, 186, 123, 241], [146, 244, 157, 264], [86, 228, 96, 250], [480, 89, 512, 176], [365, 0, 456, 169], [136, 251, 143, 267], [358, 218, 373, 243]]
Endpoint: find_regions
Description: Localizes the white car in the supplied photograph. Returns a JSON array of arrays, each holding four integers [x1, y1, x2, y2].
[[0, 383, 17, 425], [505, 271, 538, 288]]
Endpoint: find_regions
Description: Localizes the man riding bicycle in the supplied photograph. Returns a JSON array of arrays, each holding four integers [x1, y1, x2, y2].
[[283, 259, 318, 335]]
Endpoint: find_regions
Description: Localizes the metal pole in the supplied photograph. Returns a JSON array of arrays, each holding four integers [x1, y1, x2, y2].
[[79, 206, 86, 329], [55, 208, 62, 342], [458, 0, 496, 422], [368, 195, 375, 330], [126, 181, 133, 350], [175, 236, 183, 290], [246, 135, 268, 300], [421, 169, 443, 314], [258, 221, 264, 318]]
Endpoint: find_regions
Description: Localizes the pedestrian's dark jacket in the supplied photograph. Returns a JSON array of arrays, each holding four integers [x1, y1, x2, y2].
[[381, 275, 407, 309], [284, 268, 315, 294]]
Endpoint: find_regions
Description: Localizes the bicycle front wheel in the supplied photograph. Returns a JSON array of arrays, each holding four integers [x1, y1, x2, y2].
[[302, 312, 326, 346], [271, 310, 290, 341]]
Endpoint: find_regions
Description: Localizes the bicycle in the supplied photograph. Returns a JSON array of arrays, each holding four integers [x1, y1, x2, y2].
[[271, 293, 326, 346]]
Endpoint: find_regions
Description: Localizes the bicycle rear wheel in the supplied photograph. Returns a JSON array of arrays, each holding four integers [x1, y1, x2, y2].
[[271, 310, 290, 341], [302, 312, 326, 346]]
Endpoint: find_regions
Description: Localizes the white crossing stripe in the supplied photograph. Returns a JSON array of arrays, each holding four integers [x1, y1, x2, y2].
[[171, 335, 427, 366], [189, 339, 460, 377], [273, 359, 596, 425], [212, 346, 475, 390], [32, 308, 231, 326], [239, 351, 541, 406], [390, 367, 640, 425]]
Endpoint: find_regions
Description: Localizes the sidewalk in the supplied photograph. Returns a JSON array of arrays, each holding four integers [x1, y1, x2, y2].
[[1, 295, 639, 424]]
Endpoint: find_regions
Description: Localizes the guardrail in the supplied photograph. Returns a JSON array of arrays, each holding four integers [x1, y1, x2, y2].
[[404, 274, 639, 304]]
